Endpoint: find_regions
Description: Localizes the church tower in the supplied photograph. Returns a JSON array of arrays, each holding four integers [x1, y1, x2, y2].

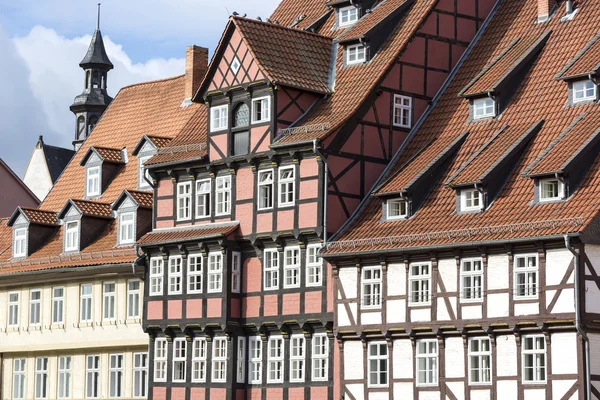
[[70, 4, 114, 150]]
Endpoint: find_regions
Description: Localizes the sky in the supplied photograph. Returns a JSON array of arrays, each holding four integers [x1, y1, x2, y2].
[[0, 0, 281, 176]]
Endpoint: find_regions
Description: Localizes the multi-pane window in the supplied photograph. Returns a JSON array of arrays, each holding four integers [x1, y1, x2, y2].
[[57, 356, 72, 399], [12, 359, 26, 399], [347, 44, 366, 64], [65, 221, 80, 252], [573, 80, 596, 103], [461, 258, 483, 302], [80, 284, 93, 323], [154, 339, 167, 382], [212, 337, 228, 382], [409, 263, 431, 305], [523, 335, 546, 383], [86, 355, 100, 398], [237, 337, 246, 383], [461, 188, 483, 211], [109, 354, 124, 398], [249, 337, 263, 384], [313, 334, 329, 381], [35, 357, 48, 399], [208, 253, 223, 293], [119, 212, 135, 244], [196, 179, 211, 218], [30, 289, 42, 326], [87, 166, 100, 197], [264, 249, 279, 290], [290, 335, 305, 382], [216, 176, 231, 215], [339, 5, 358, 26], [362, 266, 382, 308], [469, 338, 491, 384], [387, 199, 408, 219], [368, 342, 388, 387], [192, 338, 207, 383], [127, 279, 141, 319], [416, 339, 438, 386], [150, 258, 164, 296], [172, 338, 187, 382], [188, 255, 203, 294], [168, 256, 183, 295], [539, 178, 563, 202], [284, 247, 301, 288], [307, 244, 323, 286], [177, 182, 192, 221], [103, 282, 116, 320], [514, 254, 538, 298], [232, 252, 241, 293], [473, 97, 495, 119], [52, 286, 65, 324], [8, 292, 19, 327], [279, 166, 295, 207], [268, 336, 284, 383], [210, 105, 228, 132], [393, 95, 412, 128], [13, 228, 27, 257], [252, 96, 271, 123], [133, 353, 148, 398], [258, 170, 274, 210], [138, 155, 152, 190]]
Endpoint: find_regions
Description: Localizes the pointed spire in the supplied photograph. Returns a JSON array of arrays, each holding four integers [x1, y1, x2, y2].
[[97, 3, 101, 30], [79, 3, 113, 70]]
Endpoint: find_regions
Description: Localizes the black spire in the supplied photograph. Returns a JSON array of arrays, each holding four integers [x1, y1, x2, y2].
[[79, 29, 114, 70]]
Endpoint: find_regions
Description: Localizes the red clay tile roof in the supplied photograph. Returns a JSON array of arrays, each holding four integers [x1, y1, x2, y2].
[[556, 33, 600, 80], [270, 0, 331, 29], [138, 222, 240, 246], [147, 136, 172, 149], [337, 0, 413, 43], [93, 147, 125, 164], [128, 190, 154, 209], [19, 208, 59, 226], [70, 200, 113, 219]]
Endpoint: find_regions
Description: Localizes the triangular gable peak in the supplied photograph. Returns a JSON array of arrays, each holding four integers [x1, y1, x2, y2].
[[58, 199, 112, 220], [80, 146, 125, 166], [112, 190, 153, 211], [8, 207, 59, 227], [132, 135, 171, 156]]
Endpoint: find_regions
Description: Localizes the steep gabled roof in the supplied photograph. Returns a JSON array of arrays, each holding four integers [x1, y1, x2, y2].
[[556, 33, 600, 80], [41, 143, 75, 183], [270, 0, 331, 29], [337, 0, 414, 43], [8, 207, 58, 227]]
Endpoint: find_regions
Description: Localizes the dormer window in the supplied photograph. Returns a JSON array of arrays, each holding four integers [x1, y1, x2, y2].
[[347, 44, 366, 65], [573, 80, 596, 103], [65, 221, 80, 252], [339, 5, 358, 27], [210, 105, 229, 132], [13, 228, 27, 258], [87, 166, 101, 197], [387, 199, 408, 220], [539, 178, 564, 202], [119, 212, 135, 245], [473, 98, 495, 120], [252, 97, 271, 124], [460, 188, 483, 212]]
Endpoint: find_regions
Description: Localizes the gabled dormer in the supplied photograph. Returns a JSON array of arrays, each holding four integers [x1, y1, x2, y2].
[[327, 0, 377, 29], [556, 33, 600, 106], [7, 207, 59, 259], [80, 146, 126, 199], [58, 199, 113, 253], [132, 135, 171, 190], [111, 190, 153, 246]]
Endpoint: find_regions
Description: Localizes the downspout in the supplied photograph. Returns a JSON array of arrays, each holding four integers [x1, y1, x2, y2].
[[564, 234, 590, 400], [314, 139, 328, 243], [132, 244, 145, 279]]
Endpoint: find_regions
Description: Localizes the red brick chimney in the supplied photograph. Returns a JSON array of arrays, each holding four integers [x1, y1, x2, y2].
[[537, 0, 557, 22], [184, 45, 209, 100]]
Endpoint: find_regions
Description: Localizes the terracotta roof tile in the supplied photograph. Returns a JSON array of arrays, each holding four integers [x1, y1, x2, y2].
[[20, 208, 59, 226], [138, 222, 240, 246], [556, 33, 600, 80], [337, 0, 413, 43], [270, 0, 331, 30], [71, 200, 113, 219], [147, 136, 172, 149], [93, 147, 125, 164], [127, 190, 154, 209]]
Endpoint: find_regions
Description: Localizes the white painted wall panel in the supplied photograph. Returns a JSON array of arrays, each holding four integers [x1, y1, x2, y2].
[[338, 303, 351, 326], [496, 335, 517, 377], [585, 244, 600, 274], [445, 337, 464, 379], [514, 302, 539, 316], [419, 391, 441, 400], [523, 389, 545, 400], [437, 297, 451, 321], [368, 391, 389, 400], [461, 304, 482, 320], [470, 389, 491, 400], [487, 254, 509, 290], [346, 384, 364, 400], [387, 299, 406, 323], [497, 380, 518, 400], [586, 281, 600, 314], [388, 263, 406, 296], [446, 382, 464, 400], [361, 311, 382, 325], [546, 249, 573, 285], [551, 332, 578, 375], [23, 146, 53, 201], [411, 308, 431, 322], [393, 339, 413, 379], [344, 341, 364, 380], [487, 293, 509, 318], [550, 288, 574, 314], [393, 383, 413, 400], [552, 380, 577, 400], [438, 258, 457, 292], [339, 267, 358, 299], [588, 333, 600, 375]]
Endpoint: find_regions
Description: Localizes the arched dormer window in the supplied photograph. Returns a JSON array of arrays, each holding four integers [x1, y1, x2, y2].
[[232, 103, 250, 156], [234, 103, 250, 128]]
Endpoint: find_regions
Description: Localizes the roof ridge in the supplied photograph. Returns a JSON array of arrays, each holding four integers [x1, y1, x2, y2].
[[119, 74, 185, 92], [232, 16, 332, 40], [72, 198, 112, 205]]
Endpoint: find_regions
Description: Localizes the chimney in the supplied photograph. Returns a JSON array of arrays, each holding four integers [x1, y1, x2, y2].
[[184, 45, 209, 100], [537, 0, 557, 22]]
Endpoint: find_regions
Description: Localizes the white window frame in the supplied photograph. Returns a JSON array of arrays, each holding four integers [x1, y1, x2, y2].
[[252, 96, 271, 123], [215, 176, 232, 216], [52, 286, 65, 325], [264, 249, 280, 290], [514, 254, 539, 299], [212, 337, 228, 383], [168, 256, 183, 295], [347, 44, 366, 65], [368, 341, 389, 388], [208, 252, 223, 293], [154, 338, 167, 382], [85, 355, 101, 398], [119, 212, 135, 245], [312, 333, 329, 381], [138, 155, 152, 190], [573, 80, 596, 103], [232, 251, 241, 293], [132, 353, 148, 398], [188, 255, 203, 294], [393, 94, 412, 128], [231, 57, 241, 74], [35, 357, 48, 399], [13, 228, 27, 258], [12, 358, 26, 399], [461, 188, 483, 212], [65, 220, 80, 252], [539, 178, 564, 202], [192, 338, 207, 383], [468, 337, 492, 385], [103, 282, 116, 321], [29, 288, 42, 326], [149, 258, 164, 296], [80, 283, 93, 323], [176, 182, 192, 221], [237, 336, 246, 383], [416, 339, 438, 387], [8, 291, 19, 327], [195, 179, 211, 218], [284, 246, 301, 289], [361, 266, 382, 309], [87, 166, 101, 197], [127, 279, 141, 319], [172, 338, 187, 383], [409, 262, 431, 306], [387, 198, 408, 220], [267, 336, 284, 383], [278, 166, 296, 207], [258, 169, 274, 210], [248, 336, 263, 384], [108, 354, 124, 398], [210, 104, 229, 132], [290, 335, 305, 383], [522, 335, 546, 384], [473, 97, 495, 119], [306, 244, 323, 287], [339, 5, 358, 26], [57, 355, 72, 399], [460, 258, 483, 303]]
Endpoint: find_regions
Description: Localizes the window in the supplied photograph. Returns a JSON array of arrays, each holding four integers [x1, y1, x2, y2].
[[208, 252, 223, 293], [172, 338, 187, 382], [313, 334, 329, 381], [264, 249, 280, 290], [119, 212, 135, 245], [347, 44, 366, 65], [29, 289, 41, 326], [127, 280, 140, 319], [237, 337, 246, 383], [339, 5, 358, 26], [268, 336, 284, 383], [258, 170, 274, 210], [192, 338, 207, 383], [210, 105, 228, 132], [232, 252, 241, 293], [86, 355, 100, 398], [154, 339, 167, 382], [87, 166, 100, 197], [387, 199, 408, 220], [212, 337, 228, 382], [461, 188, 483, 211], [249, 337, 263, 384], [103, 282, 116, 321], [231, 57, 241, 74], [8, 292, 19, 327], [13, 228, 26, 258], [109, 354, 124, 398], [393, 95, 412, 128], [539, 178, 564, 202], [573, 80, 596, 103], [168, 256, 183, 295], [196, 179, 211, 218], [368, 342, 388, 387], [80, 284, 93, 323], [57, 356, 72, 399], [514, 254, 538, 298], [307, 244, 323, 286], [52, 286, 65, 324], [362, 266, 382, 308], [416, 339, 438, 386], [279, 166, 295, 207], [284, 247, 301, 288], [216, 176, 231, 215], [138, 155, 152, 190], [232, 131, 250, 156], [65, 221, 80, 252], [150, 258, 164, 296], [469, 338, 491, 385], [409, 263, 431, 305], [252, 96, 271, 123], [35, 357, 48, 399], [461, 258, 483, 302], [12, 359, 26, 399], [290, 335, 305, 382], [188, 255, 203, 294], [177, 182, 192, 221], [523, 335, 546, 383], [234, 103, 250, 127], [473, 97, 495, 119], [133, 353, 148, 398]]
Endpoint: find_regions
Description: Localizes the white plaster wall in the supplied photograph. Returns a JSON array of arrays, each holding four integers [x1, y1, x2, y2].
[[551, 332, 578, 375], [393, 383, 413, 400], [419, 391, 441, 400], [588, 333, 600, 375], [361, 311, 382, 325], [496, 335, 517, 377], [470, 389, 491, 400], [552, 380, 577, 400], [387, 263, 406, 296], [585, 245, 600, 314], [497, 381, 518, 400], [438, 258, 457, 292], [393, 339, 413, 379], [339, 267, 358, 299], [23, 146, 52, 201], [487, 254, 509, 290], [461, 304, 482, 320], [437, 297, 452, 321], [445, 337, 464, 379], [446, 382, 464, 400], [514, 302, 539, 316], [344, 341, 364, 380], [410, 308, 430, 322], [346, 384, 364, 400], [368, 391, 389, 400], [487, 293, 509, 318], [387, 299, 406, 323], [523, 389, 545, 400], [338, 303, 351, 326], [546, 249, 573, 286], [546, 288, 575, 314]]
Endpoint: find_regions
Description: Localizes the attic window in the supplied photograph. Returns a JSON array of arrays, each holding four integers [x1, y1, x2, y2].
[[393, 95, 412, 128], [387, 199, 407, 220], [460, 188, 483, 212], [539, 178, 564, 202], [65, 221, 80, 252], [13, 228, 27, 258], [473, 98, 495, 120], [119, 212, 135, 245], [339, 5, 358, 27], [87, 166, 101, 197], [231, 57, 241, 74], [347, 44, 366, 65], [573, 80, 596, 103]]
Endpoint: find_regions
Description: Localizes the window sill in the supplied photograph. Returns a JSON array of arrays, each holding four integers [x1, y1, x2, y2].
[[27, 325, 42, 332], [78, 322, 94, 328], [50, 323, 65, 330], [278, 203, 295, 209], [6, 326, 19, 333], [361, 305, 382, 311], [460, 299, 483, 304], [126, 318, 142, 325], [408, 302, 432, 307], [416, 383, 439, 388]]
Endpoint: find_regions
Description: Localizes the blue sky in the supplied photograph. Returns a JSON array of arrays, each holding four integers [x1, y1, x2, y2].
[[0, 0, 280, 175]]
